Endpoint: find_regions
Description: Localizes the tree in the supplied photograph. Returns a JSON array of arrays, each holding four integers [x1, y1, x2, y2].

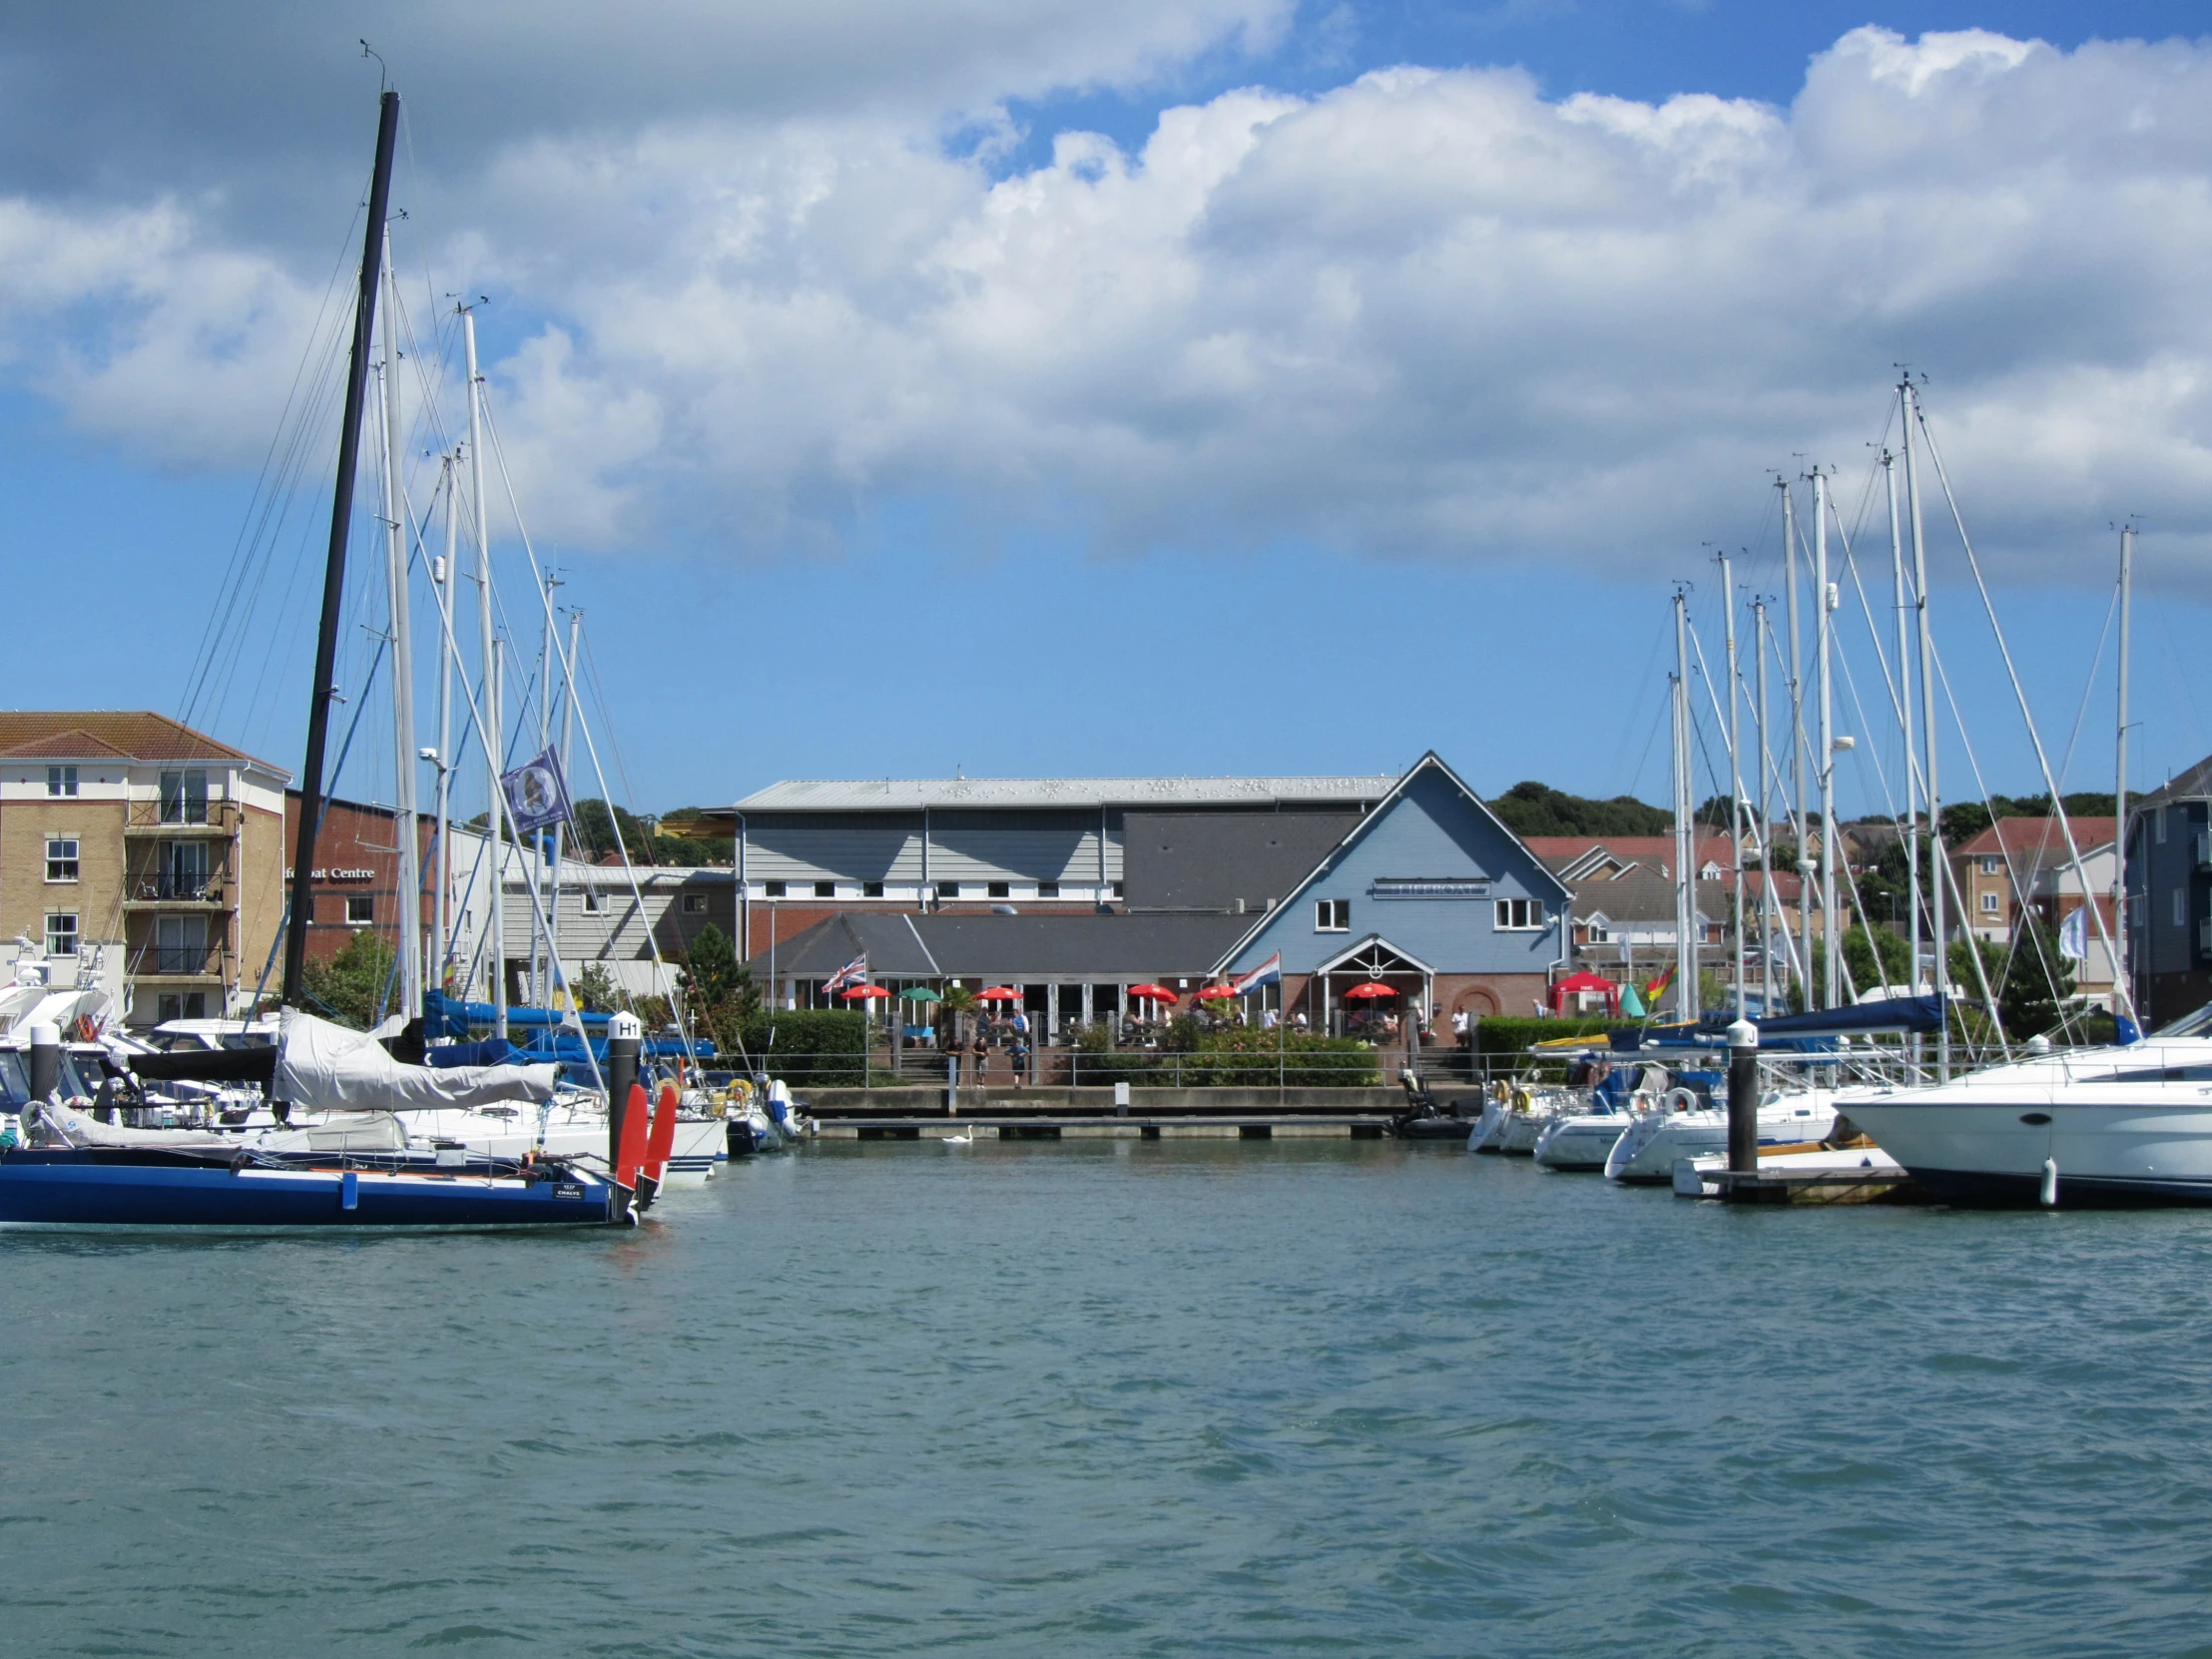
[[300, 929, 397, 1029], [675, 923, 757, 1055], [570, 961, 621, 1014], [1487, 781, 1671, 837], [571, 798, 651, 862], [1995, 915, 2075, 1039]]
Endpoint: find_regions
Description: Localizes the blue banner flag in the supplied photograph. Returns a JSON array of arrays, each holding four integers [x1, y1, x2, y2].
[[501, 746, 574, 835]]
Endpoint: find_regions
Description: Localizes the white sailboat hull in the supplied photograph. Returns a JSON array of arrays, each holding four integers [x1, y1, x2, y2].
[[1605, 1095, 1838, 1183], [1532, 1112, 1635, 1171]]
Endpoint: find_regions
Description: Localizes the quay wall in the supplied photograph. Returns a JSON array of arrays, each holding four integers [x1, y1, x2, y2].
[[801, 1085, 1420, 1117]]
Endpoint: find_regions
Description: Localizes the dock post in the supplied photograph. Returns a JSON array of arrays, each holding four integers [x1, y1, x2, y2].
[[1727, 1016, 1759, 1174], [27, 1021, 60, 1103], [607, 1011, 641, 1165], [947, 1052, 958, 1117]]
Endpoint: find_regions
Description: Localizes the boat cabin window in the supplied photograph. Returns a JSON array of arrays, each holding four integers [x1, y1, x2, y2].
[[2151, 1001, 2212, 1039]]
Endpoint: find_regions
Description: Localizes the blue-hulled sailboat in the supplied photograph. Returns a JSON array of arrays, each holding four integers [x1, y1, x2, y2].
[[0, 90, 633, 1232]]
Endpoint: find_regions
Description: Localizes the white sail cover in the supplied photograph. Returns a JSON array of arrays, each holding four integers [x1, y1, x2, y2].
[[276, 1008, 560, 1113]]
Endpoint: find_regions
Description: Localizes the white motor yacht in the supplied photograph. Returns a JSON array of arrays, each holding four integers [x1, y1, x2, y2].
[[1843, 1008, 2212, 1206], [1604, 1090, 1839, 1183], [1532, 1107, 1638, 1171]]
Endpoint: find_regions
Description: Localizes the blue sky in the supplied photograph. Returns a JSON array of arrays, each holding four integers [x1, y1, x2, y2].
[[2, 1, 2207, 822]]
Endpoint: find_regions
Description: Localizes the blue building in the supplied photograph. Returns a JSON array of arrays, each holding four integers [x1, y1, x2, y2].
[[1213, 754, 1571, 1030]]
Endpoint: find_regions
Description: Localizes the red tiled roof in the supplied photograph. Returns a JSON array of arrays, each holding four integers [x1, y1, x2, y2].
[[0, 712, 267, 768], [1954, 818, 2118, 858]]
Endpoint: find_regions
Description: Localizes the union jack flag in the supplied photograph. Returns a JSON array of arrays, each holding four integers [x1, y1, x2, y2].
[[824, 953, 869, 995]]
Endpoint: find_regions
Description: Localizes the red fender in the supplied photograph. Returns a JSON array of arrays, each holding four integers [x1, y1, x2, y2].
[[615, 1082, 651, 1192], [643, 1080, 680, 1189]]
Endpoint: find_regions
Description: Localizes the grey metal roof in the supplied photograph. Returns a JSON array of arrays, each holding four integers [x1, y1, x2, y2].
[[2134, 754, 2212, 811], [730, 775, 1399, 813], [751, 910, 1251, 980]]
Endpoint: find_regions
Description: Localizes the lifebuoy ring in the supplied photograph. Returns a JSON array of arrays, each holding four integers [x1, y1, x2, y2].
[[1666, 1086, 1699, 1114], [1510, 1087, 1532, 1113]]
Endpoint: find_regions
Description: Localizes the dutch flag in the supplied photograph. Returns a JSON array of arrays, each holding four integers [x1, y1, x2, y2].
[[1231, 952, 1282, 997]]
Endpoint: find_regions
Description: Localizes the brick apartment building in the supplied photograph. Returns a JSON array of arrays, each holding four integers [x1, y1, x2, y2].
[[0, 713, 288, 1024]]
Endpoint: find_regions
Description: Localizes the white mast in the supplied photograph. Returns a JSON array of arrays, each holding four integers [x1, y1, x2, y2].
[[1886, 447, 1921, 1000], [1672, 590, 1699, 1023], [1813, 467, 1840, 1009], [463, 304, 507, 1038], [1903, 377, 1946, 1077], [1781, 477, 1809, 1009], [379, 231, 422, 1020], [547, 605, 581, 1000], [433, 454, 456, 997], [1754, 597, 1776, 1015], [534, 570, 564, 1004], [2115, 524, 2134, 1020], [1720, 554, 1747, 1017]]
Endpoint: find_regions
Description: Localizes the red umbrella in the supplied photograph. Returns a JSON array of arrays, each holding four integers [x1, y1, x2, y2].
[[1196, 984, 1239, 1000], [1341, 981, 1398, 999], [975, 986, 1023, 1002], [839, 984, 892, 1000], [1126, 984, 1177, 1003]]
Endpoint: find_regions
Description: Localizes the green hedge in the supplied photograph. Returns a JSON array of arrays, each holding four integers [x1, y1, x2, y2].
[[735, 1009, 868, 1086], [1066, 1026, 1382, 1088], [1471, 1016, 1619, 1081]]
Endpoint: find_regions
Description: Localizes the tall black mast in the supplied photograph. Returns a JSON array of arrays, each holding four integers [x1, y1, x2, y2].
[[283, 89, 401, 1007]]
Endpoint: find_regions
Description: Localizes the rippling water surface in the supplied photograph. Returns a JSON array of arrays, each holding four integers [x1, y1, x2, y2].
[[7, 1140, 2212, 1656]]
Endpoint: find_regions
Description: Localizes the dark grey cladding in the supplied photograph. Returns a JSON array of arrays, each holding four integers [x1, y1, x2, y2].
[[1121, 809, 1361, 912]]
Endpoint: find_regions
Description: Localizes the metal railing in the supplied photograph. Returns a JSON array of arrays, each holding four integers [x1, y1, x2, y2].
[[129, 872, 227, 902], [125, 944, 225, 979], [125, 799, 242, 832]]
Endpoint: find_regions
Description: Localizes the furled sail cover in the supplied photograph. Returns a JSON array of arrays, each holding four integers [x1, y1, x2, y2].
[[276, 1008, 560, 1113]]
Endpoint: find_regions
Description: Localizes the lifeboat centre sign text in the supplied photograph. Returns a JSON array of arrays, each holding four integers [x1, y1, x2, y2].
[[282, 867, 376, 881]]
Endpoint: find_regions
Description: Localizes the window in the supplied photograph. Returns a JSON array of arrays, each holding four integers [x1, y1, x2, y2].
[[161, 839, 208, 899], [1980, 891, 1999, 914], [581, 887, 605, 913], [1979, 856, 2001, 875], [157, 992, 208, 1022], [1110, 881, 1124, 899], [2176, 888, 2187, 927], [1315, 897, 1350, 932], [154, 913, 206, 973], [987, 880, 1010, 899], [936, 881, 959, 900], [44, 912, 78, 956], [45, 837, 79, 883], [345, 893, 375, 925], [763, 880, 787, 898], [1495, 898, 1545, 930], [46, 766, 77, 798], [159, 770, 209, 825], [684, 893, 709, 914], [814, 880, 835, 898], [1038, 881, 1060, 898], [863, 880, 884, 898]]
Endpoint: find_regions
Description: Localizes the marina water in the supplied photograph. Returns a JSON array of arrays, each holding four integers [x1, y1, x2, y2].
[[6, 1142, 2209, 1656]]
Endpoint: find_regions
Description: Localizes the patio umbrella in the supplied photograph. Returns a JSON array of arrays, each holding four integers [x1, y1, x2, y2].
[[1195, 984, 1239, 1000], [1342, 981, 1398, 999], [897, 986, 942, 1003], [1126, 984, 1177, 1003], [975, 986, 1023, 1002], [839, 984, 893, 1000]]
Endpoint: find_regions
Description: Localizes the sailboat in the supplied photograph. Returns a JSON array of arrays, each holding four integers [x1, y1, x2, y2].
[[0, 91, 634, 1230]]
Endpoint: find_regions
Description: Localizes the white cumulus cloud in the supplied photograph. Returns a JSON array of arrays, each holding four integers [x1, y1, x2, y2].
[[4, 23, 2211, 586]]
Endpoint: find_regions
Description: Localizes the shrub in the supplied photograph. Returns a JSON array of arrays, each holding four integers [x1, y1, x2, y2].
[[738, 1008, 868, 1086]]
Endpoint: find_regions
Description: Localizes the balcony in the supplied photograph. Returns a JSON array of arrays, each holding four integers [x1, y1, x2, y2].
[[120, 873, 231, 912], [124, 799, 243, 836], [125, 946, 226, 985]]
